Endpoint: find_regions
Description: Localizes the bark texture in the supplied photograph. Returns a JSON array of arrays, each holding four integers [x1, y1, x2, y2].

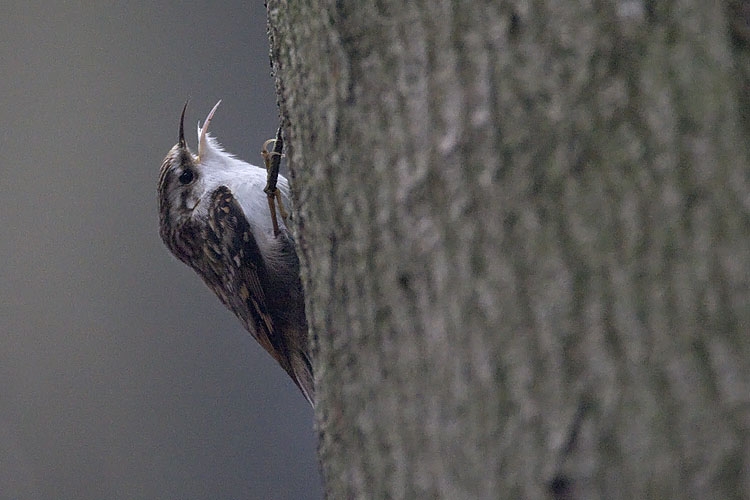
[[267, 1, 750, 498]]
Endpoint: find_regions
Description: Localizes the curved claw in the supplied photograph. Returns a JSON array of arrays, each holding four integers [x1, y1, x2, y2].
[[261, 138, 284, 169], [262, 138, 277, 153], [198, 99, 222, 159]]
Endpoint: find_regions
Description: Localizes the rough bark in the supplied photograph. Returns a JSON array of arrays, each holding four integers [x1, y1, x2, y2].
[[266, 1, 750, 498]]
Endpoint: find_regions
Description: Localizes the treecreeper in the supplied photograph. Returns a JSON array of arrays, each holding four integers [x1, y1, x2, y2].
[[157, 101, 313, 407]]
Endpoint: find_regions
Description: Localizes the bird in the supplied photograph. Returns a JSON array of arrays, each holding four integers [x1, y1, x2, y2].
[[157, 100, 313, 407]]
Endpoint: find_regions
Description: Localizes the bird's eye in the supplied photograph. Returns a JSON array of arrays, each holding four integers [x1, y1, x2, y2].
[[178, 169, 194, 185]]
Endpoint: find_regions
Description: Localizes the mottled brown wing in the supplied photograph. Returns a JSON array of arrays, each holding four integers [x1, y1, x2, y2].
[[204, 185, 288, 368]]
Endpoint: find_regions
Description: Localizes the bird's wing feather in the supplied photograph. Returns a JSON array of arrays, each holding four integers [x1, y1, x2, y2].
[[204, 185, 288, 367]]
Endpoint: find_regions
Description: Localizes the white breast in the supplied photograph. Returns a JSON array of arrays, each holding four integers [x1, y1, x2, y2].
[[196, 149, 292, 257]]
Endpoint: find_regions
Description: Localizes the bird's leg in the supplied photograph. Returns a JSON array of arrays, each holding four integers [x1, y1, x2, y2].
[[262, 126, 286, 237], [261, 140, 281, 237], [274, 189, 289, 221]]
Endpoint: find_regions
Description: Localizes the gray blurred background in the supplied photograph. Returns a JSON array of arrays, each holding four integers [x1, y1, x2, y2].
[[0, 2, 321, 498]]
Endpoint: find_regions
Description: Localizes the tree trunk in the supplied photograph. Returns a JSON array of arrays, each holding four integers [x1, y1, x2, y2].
[[267, 1, 750, 498]]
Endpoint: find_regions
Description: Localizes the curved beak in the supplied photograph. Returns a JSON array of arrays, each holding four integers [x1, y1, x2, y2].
[[178, 100, 189, 149]]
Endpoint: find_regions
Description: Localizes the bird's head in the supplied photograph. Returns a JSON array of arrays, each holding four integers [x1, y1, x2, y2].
[[157, 100, 230, 262]]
